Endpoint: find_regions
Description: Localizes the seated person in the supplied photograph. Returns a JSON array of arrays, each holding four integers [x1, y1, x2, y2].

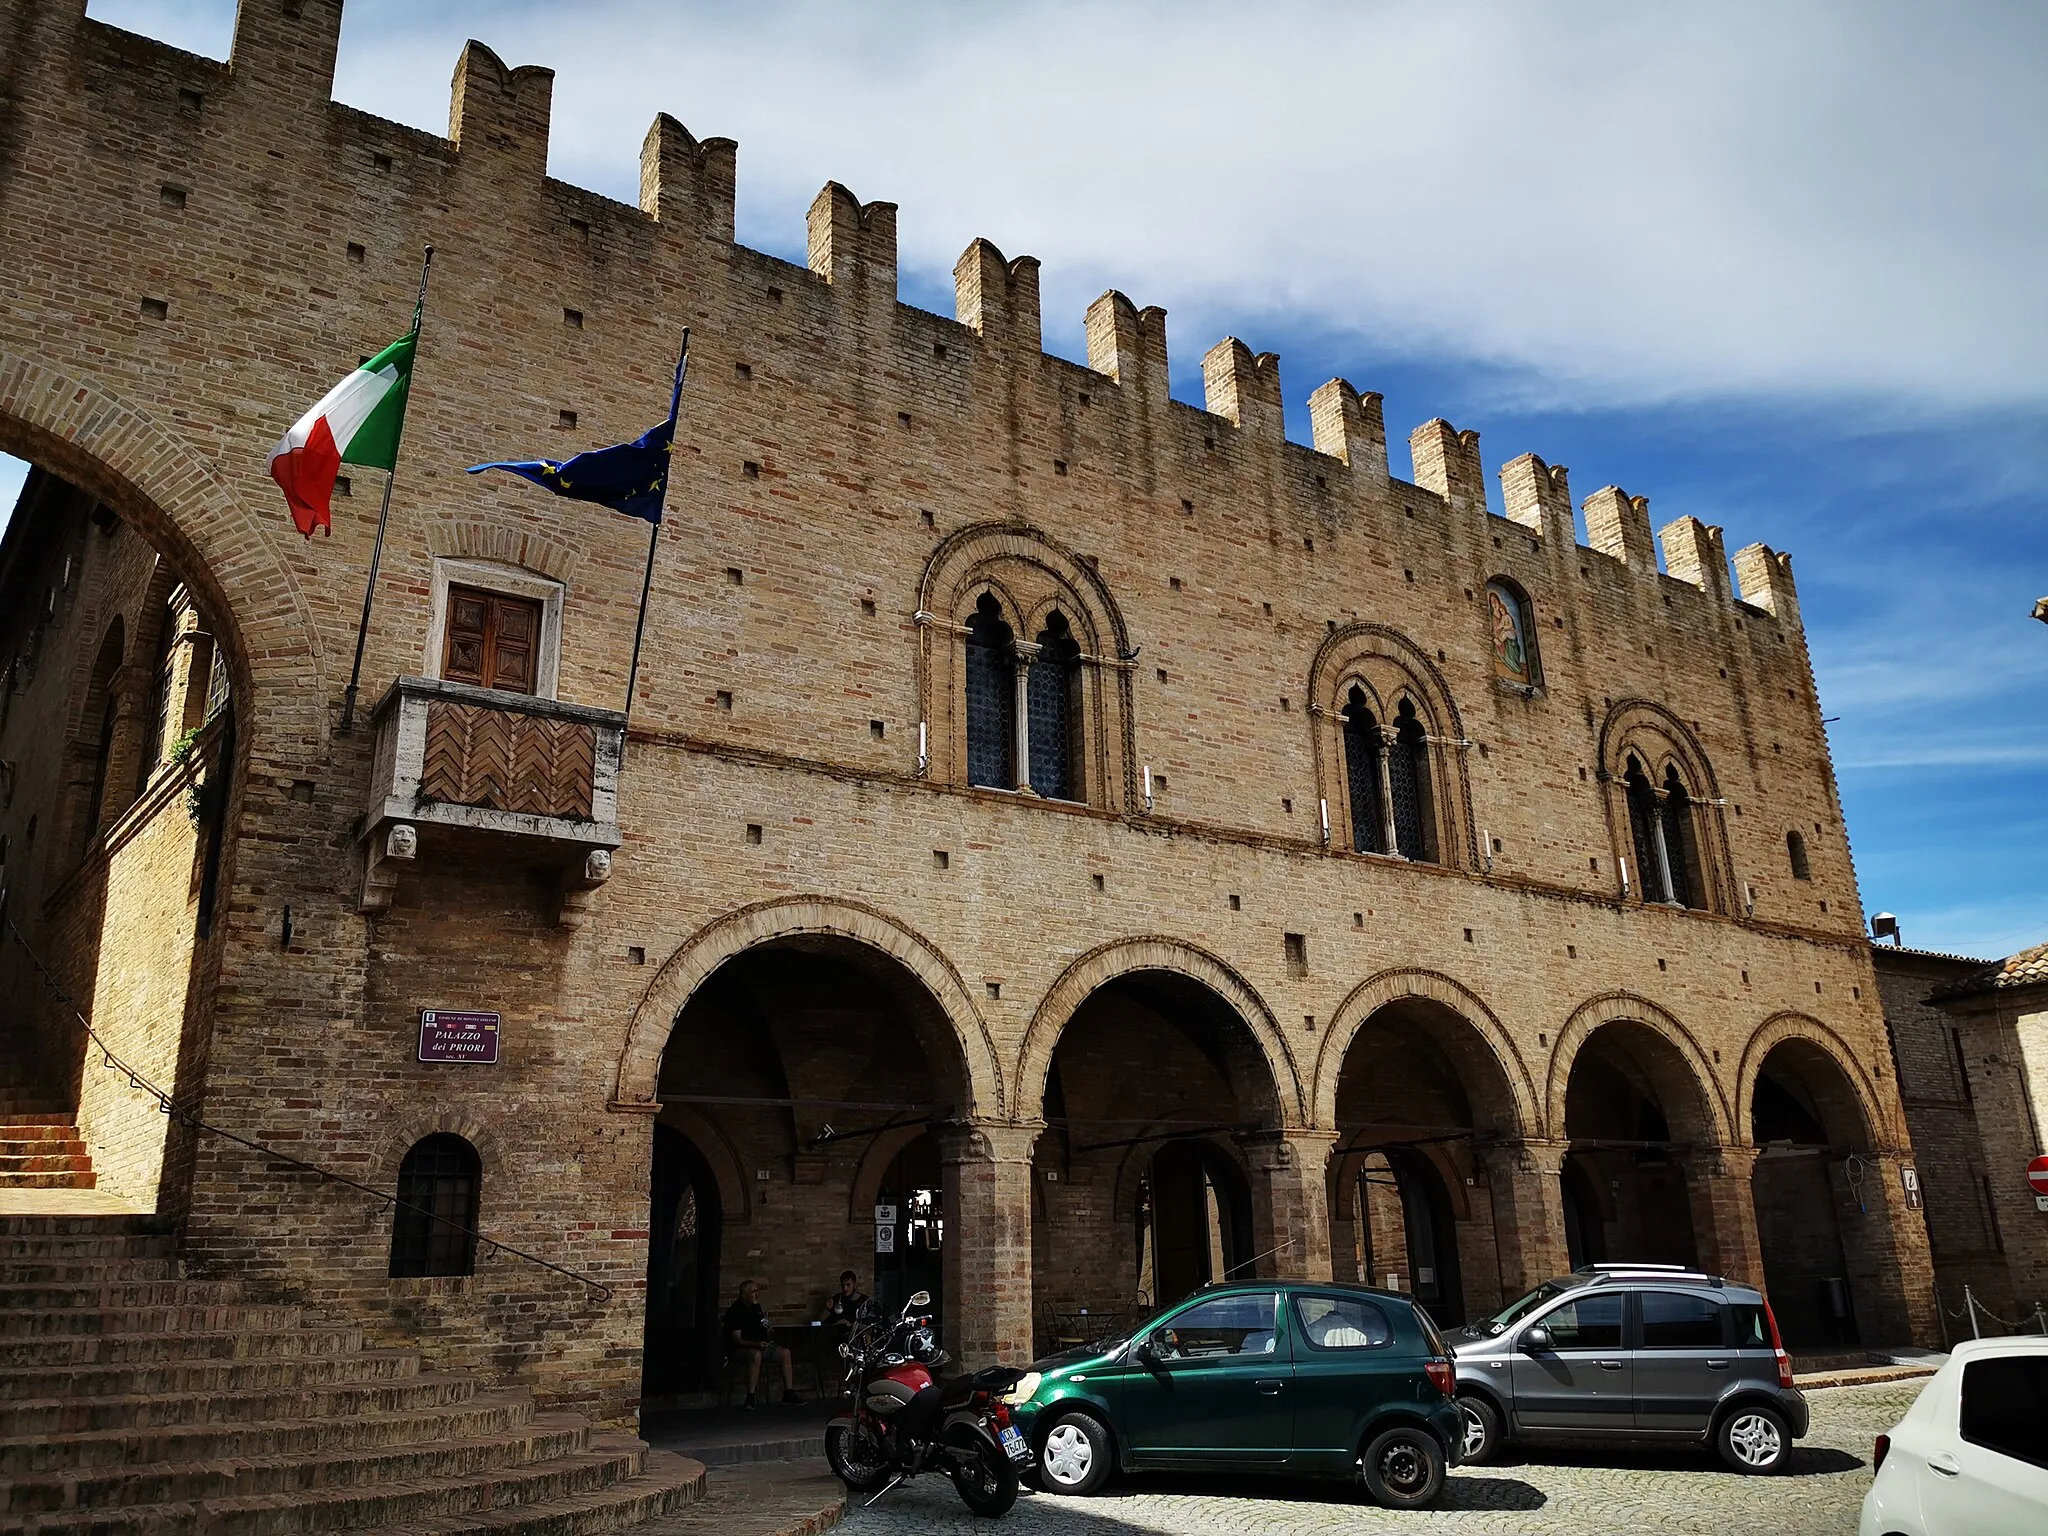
[[722, 1279, 803, 1408], [818, 1270, 869, 1333]]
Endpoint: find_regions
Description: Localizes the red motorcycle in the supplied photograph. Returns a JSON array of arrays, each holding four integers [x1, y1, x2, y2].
[[824, 1289, 1028, 1517]]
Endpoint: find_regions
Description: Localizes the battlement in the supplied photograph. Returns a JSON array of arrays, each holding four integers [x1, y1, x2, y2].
[[19, 0, 1798, 632]]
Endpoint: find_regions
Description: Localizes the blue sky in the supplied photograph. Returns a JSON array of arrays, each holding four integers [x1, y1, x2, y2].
[[7, 0, 2043, 956]]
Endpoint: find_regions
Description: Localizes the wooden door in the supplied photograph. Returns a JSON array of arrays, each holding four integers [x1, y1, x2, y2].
[[442, 586, 541, 694]]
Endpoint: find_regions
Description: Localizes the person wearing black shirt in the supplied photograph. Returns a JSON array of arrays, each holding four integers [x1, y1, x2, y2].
[[818, 1270, 869, 1334], [722, 1279, 801, 1407]]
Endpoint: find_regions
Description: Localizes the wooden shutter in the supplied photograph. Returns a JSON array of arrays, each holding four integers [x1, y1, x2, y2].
[[441, 585, 542, 695]]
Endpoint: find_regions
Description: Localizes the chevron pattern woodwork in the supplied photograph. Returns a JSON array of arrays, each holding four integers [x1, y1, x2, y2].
[[420, 701, 597, 819]]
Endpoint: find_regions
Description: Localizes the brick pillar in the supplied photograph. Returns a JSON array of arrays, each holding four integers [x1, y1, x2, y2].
[[1476, 1138, 1569, 1301], [1682, 1145, 1764, 1286], [1242, 1130, 1336, 1281], [938, 1120, 1040, 1368], [1834, 1152, 1939, 1347]]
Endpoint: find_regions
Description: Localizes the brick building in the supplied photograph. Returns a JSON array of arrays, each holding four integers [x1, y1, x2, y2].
[[0, 0, 1937, 1424]]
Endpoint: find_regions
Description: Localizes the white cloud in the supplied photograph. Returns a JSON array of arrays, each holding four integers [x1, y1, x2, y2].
[[89, 1, 2048, 408]]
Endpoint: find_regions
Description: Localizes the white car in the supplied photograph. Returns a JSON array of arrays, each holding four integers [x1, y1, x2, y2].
[[1859, 1337, 2048, 1536]]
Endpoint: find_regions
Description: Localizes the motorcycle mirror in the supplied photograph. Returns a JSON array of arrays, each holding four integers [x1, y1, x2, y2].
[[906, 1290, 932, 1310]]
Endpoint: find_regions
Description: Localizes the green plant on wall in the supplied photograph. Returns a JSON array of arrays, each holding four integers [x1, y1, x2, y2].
[[167, 726, 210, 829]]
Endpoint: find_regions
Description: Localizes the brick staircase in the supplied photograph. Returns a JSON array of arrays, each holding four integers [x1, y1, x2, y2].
[[1, 1216, 708, 1536], [0, 1115, 97, 1190]]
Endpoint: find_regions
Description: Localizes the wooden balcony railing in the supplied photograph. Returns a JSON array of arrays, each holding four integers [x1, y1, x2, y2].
[[359, 677, 625, 923]]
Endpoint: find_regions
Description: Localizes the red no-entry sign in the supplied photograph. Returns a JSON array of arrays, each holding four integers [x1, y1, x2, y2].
[[2027, 1154, 2048, 1196]]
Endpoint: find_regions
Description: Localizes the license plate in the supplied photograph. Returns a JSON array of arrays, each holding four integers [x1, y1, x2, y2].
[[999, 1425, 1030, 1462]]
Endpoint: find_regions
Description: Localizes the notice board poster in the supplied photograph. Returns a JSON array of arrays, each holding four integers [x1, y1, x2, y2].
[[418, 1010, 501, 1064]]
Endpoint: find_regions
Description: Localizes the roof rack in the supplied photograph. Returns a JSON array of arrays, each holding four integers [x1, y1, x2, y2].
[[1576, 1262, 1690, 1273], [1579, 1267, 1727, 1288]]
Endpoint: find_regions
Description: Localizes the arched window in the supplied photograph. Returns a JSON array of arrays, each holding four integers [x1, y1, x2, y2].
[[1624, 755, 1663, 900], [389, 1133, 481, 1278], [964, 593, 1015, 790], [137, 598, 179, 791], [1027, 611, 1082, 801], [1387, 699, 1435, 862], [1342, 686, 1386, 854], [1485, 580, 1540, 688], [1660, 766, 1702, 909], [1786, 830, 1811, 881]]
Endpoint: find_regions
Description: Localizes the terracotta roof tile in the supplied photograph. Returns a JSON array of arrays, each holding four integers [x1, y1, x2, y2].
[[1929, 940, 2048, 1001]]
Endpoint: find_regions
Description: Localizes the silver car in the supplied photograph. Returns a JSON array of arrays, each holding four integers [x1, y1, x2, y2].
[[1447, 1264, 1809, 1474]]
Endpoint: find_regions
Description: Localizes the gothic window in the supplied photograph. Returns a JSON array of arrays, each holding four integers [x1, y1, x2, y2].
[[389, 1133, 481, 1278], [1660, 766, 1702, 909], [1624, 756, 1664, 900], [1388, 699, 1435, 862], [1786, 830, 1811, 881], [1342, 687, 1386, 854], [137, 600, 179, 790], [964, 592, 1015, 790], [1485, 579, 1540, 688], [1027, 611, 1082, 801]]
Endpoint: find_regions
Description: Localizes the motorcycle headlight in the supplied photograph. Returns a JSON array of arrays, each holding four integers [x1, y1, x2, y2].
[[1001, 1372, 1042, 1405]]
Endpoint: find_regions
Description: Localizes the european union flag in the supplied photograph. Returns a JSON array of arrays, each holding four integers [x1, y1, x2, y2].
[[467, 333, 689, 524]]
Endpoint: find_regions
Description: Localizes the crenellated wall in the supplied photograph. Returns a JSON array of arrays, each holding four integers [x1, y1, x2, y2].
[[0, 0, 1932, 1419]]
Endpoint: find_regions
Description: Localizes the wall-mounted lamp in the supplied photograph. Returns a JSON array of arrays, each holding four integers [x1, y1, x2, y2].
[[1142, 764, 1154, 814]]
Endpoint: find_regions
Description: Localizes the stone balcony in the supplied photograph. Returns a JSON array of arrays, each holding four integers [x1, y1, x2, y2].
[[358, 677, 625, 925]]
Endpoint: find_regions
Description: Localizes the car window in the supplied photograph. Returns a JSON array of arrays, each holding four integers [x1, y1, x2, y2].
[[1534, 1293, 1624, 1350], [1153, 1293, 1279, 1361], [1640, 1291, 1723, 1348], [1293, 1294, 1392, 1351], [1728, 1303, 1770, 1347], [1485, 1281, 1567, 1331], [1959, 1356, 2048, 1470]]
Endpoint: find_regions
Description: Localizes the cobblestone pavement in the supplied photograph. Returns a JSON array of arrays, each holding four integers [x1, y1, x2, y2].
[[835, 1381, 1921, 1536]]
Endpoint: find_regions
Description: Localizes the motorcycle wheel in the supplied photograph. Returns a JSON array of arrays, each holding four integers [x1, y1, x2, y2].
[[825, 1421, 891, 1492], [949, 1433, 1019, 1518]]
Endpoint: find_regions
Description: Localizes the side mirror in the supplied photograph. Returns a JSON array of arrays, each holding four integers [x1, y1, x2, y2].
[[1521, 1325, 1553, 1352], [1133, 1337, 1159, 1366], [906, 1289, 932, 1310]]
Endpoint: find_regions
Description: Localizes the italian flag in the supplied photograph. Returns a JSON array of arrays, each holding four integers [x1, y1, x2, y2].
[[268, 331, 416, 537]]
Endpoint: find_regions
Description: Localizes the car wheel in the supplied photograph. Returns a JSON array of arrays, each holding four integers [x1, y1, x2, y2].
[[1457, 1394, 1503, 1463], [1037, 1411, 1112, 1496], [1716, 1404, 1790, 1474], [1360, 1425, 1446, 1509]]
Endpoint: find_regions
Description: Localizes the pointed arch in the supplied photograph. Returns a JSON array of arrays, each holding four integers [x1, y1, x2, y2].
[[1736, 1012, 1890, 1151], [1310, 968, 1537, 1137], [614, 895, 1006, 1119], [1547, 990, 1733, 1144], [1597, 699, 1734, 912]]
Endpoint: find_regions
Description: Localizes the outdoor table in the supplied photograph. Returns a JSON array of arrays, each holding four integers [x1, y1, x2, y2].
[[775, 1321, 835, 1394]]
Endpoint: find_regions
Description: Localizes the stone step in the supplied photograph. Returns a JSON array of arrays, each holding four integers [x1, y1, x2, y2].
[[7, 1414, 590, 1516], [0, 1233, 177, 1261], [0, 1370, 478, 1438], [2, 1325, 367, 1370], [0, 1346, 421, 1401], [0, 1168, 98, 1188], [16, 1433, 656, 1536], [351, 1448, 706, 1536], [0, 1214, 174, 1239], [0, 1152, 96, 1173], [0, 1256, 181, 1284], [0, 1113, 78, 1127], [0, 1278, 246, 1309], [0, 1123, 90, 1142], [0, 1390, 536, 1477], [0, 1301, 305, 1338]]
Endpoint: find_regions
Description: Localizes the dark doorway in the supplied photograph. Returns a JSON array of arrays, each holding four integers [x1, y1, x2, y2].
[[1146, 1138, 1253, 1307], [643, 1124, 723, 1396], [1388, 1148, 1465, 1326], [1562, 1026, 1705, 1268], [1751, 1050, 1861, 1348], [873, 1132, 944, 1323], [1562, 1156, 1606, 1269]]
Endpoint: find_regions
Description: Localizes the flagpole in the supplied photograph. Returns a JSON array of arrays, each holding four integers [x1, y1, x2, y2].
[[339, 244, 434, 735], [620, 329, 689, 727]]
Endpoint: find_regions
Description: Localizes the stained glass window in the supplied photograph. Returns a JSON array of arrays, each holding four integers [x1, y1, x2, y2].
[[1388, 700, 1433, 861], [1028, 612, 1081, 800], [965, 593, 1014, 789], [1486, 580, 1538, 686], [1343, 687, 1385, 853]]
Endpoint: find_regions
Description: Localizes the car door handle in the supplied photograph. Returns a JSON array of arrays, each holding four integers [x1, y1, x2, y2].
[[1597, 1360, 1624, 1371], [1928, 1452, 1961, 1477], [1254, 1378, 1286, 1394], [1705, 1360, 1730, 1370]]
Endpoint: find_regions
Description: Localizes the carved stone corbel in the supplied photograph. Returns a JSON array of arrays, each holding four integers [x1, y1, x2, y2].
[[359, 822, 417, 913], [556, 846, 614, 930]]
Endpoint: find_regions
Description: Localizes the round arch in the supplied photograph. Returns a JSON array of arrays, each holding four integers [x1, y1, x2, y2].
[[0, 350, 324, 756], [1547, 991, 1733, 1144], [1310, 968, 1538, 1135], [1015, 936, 1302, 1127], [615, 896, 1006, 1118], [1737, 1012, 1888, 1150]]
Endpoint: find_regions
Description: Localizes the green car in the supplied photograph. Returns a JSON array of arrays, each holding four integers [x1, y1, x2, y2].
[[1003, 1281, 1463, 1508]]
